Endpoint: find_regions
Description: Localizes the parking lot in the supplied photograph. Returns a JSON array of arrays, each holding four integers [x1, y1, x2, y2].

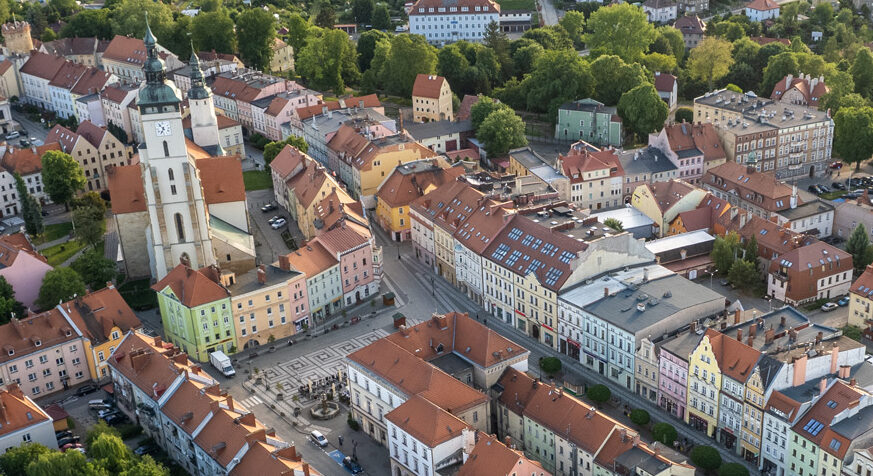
[[247, 189, 305, 263]]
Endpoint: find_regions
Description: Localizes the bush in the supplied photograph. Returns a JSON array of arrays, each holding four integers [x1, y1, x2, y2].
[[539, 356, 562, 376], [630, 409, 650, 426], [675, 107, 693, 124], [652, 422, 678, 445], [719, 463, 750, 476], [691, 445, 722, 473], [347, 413, 361, 431], [116, 423, 143, 440], [587, 384, 611, 404]]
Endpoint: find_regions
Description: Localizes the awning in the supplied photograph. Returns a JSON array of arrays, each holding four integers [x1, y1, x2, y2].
[[102, 384, 114, 394]]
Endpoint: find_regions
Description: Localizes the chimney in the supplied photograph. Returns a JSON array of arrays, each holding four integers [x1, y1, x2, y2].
[[279, 254, 291, 271], [604, 287, 609, 297], [816, 331, 823, 344], [830, 343, 839, 374], [690, 321, 697, 333], [819, 378, 827, 394], [303, 463, 311, 476], [737, 328, 743, 342], [785, 74, 793, 89], [839, 365, 850, 379], [747, 335, 754, 346], [851, 378, 857, 387], [734, 309, 741, 324], [257, 265, 267, 285], [780, 315, 786, 328], [153, 336, 162, 347], [764, 328, 774, 344], [790, 185, 798, 209], [749, 325, 757, 337]]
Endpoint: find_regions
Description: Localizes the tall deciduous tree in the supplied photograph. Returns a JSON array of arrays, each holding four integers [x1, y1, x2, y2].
[[0, 276, 25, 324], [263, 136, 308, 164], [192, 10, 236, 54], [37, 268, 86, 310], [761, 52, 800, 95], [470, 96, 509, 129], [372, 3, 390, 30], [591, 55, 648, 106], [110, 0, 173, 40], [477, 108, 527, 158], [519, 49, 594, 119], [352, 0, 375, 25], [357, 29, 389, 72], [71, 248, 116, 291], [236, 8, 276, 71], [61, 10, 112, 39], [617, 83, 668, 140], [41, 150, 85, 210], [313, 0, 336, 28], [558, 11, 586, 49], [820, 70, 855, 114], [285, 13, 312, 58], [852, 48, 873, 100], [584, 3, 655, 62], [297, 28, 360, 94], [15, 173, 43, 236], [847, 223, 873, 274], [834, 106, 873, 172], [0, 443, 51, 476], [687, 37, 734, 90], [654, 25, 685, 63], [382, 34, 437, 96]]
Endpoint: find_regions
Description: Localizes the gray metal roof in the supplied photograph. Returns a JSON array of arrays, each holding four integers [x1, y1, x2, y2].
[[776, 199, 834, 221], [659, 330, 704, 359], [619, 147, 677, 176], [590, 207, 655, 230], [645, 230, 715, 255]]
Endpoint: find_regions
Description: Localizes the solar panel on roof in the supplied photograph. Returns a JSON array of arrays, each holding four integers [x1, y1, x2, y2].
[[491, 243, 510, 261], [522, 234, 534, 246]]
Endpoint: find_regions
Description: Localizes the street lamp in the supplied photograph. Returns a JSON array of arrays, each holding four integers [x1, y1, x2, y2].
[[709, 268, 718, 288]]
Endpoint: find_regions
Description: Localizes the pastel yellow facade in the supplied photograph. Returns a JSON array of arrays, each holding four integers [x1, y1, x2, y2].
[[686, 333, 721, 437], [375, 202, 410, 239], [508, 155, 531, 177], [294, 179, 351, 240], [742, 368, 766, 462], [849, 290, 873, 328], [357, 146, 435, 204], [90, 326, 126, 380], [230, 281, 295, 350], [434, 225, 456, 286], [514, 272, 559, 350]]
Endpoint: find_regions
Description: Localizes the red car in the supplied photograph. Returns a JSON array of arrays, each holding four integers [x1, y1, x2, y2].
[[831, 161, 844, 169]]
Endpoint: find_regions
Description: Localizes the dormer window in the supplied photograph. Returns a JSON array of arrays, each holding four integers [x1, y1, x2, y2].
[[7, 349, 12, 356], [34, 340, 40, 347], [65, 330, 72, 337]]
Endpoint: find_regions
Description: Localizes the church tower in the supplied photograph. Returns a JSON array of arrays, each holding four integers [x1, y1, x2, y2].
[[138, 18, 215, 279], [187, 50, 223, 153]]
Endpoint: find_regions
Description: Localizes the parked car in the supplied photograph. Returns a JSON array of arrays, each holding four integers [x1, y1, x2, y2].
[[89, 402, 112, 411], [819, 184, 832, 194], [831, 161, 844, 169], [57, 436, 80, 447], [97, 408, 118, 419], [821, 302, 839, 312], [260, 203, 277, 213], [18, 138, 29, 147], [271, 218, 287, 229], [104, 413, 128, 425], [833, 182, 846, 190], [5, 131, 19, 140], [61, 443, 84, 453], [267, 215, 281, 224], [75, 384, 98, 396], [55, 430, 73, 440], [838, 296, 850, 306], [309, 430, 328, 448], [342, 456, 363, 474], [808, 185, 822, 195], [134, 442, 158, 456]]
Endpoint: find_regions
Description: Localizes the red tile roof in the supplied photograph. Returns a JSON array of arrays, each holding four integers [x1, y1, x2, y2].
[[46, 124, 79, 152], [770, 74, 829, 108], [151, 264, 230, 308], [106, 165, 147, 214], [746, 0, 780, 11], [558, 148, 624, 184], [102, 35, 149, 66], [0, 310, 78, 364], [285, 241, 338, 277], [62, 286, 141, 345], [457, 433, 544, 476], [662, 122, 726, 163], [852, 264, 873, 299], [2, 143, 61, 176], [71, 67, 113, 96], [412, 74, 448, 99], [0, 60, 13, 75], [674, 15, 705, 35], [195, 157, 246, 204], [792, 381, 864, 459], [457, 94, 480, 121], [703, 328, 762, 382], [409, 0, 500, 14], [19, 52, 67, 81], [704, 162, 795, 212], [376, 161, 464, 209], [76, 120, 110, 148], [385, 395, 470, 447], [47, 60, 85, 89], [0, 384, 51, 438], [654, 72, 676, 93], [750, 36, 791, 46]]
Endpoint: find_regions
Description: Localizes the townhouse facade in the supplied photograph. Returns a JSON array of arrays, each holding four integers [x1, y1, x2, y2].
[[46, 120, 132, 192], [412, 74, 453, 123], [767, 241, 852, 306], [849, 264, 873, 329], [101, 35, 183, 84], [0, 384, 56, 453], [408, 0, 501, 44], [556, 147, 624, 210], [649, 121, 727, 184], [555, 99, 622, 148]]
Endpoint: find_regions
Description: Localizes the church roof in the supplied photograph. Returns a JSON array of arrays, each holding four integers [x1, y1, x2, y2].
[[106, 165, 147, 214], [195, 157, 245, 204]]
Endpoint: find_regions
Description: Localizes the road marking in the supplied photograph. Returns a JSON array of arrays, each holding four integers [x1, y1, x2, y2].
[[240, 395, 263, 407]]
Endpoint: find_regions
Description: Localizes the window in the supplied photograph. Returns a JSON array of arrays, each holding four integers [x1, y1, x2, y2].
[[174, 213, 185, 241], [98, 351, 105, 362], [168, 168, 175, 181], [163, 140, 170, 157], [38, 356, 47, 364]]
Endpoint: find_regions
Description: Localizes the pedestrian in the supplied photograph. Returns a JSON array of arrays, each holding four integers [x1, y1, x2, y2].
[[338, 435, 344, 447]]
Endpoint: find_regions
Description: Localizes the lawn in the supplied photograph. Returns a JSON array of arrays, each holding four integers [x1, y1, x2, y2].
[[243, 170, 272, 191], [117, 278, 157, 311], [41, 239, 88, 266], [820, 191, 846, 200], [496, 0, 535, 10], [842, 325, 863, 342], [32, 222, 73, 245]]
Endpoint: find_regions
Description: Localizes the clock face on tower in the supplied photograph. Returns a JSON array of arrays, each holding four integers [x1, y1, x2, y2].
[[155, 121, 171, 137]]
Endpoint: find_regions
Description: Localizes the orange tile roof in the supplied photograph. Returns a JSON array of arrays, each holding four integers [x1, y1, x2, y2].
[[703, 329, 762, 382], [792, 381, 864, 458], [750, 36, 791, 46], [0, 233, 45, 266], [376, 161, 464, 209], [646, 179, 699, 214], [19, 52, 67, 81], [106, 165, 147, 214], [0, 384, 51, 438], [705, 162, 796, 212], [2, 143, 61, 176], [195, 156, 246, 204], [386, 395, 470, 447], [457, 433, 545, 476], [47, 60, 85, 89], [231, 441, 319, 476], [0, 60, 13, 75], [412, 74, 448, 99], [100, 84, 135, 104], [269, 145, 308, 180], [558, 148, 624, 184], [160, 379, 224, 436], [594, 428, 637, 467], [410, 0, 500, 14], [287, 161, 330, 209], [852, 264, 873, 298], [496, 367, 539, 416], [265, 95, 290, 117], [453, 200, 515, 254], [193, 407, 267, 468], [102, 35, 149, 66], [285, 241, 339, 277], [151, 264, 231, 308], [765, 390, 802, 420], [315, 218, 370, 254], [385, 312, 527, 368], [215, 114, 239, 130], [771, 74, 829, 108], [0, 310, 78, 364], [312, 189, 369, 233], [61, 286, 142, 345], [746, 0, 779, 10]]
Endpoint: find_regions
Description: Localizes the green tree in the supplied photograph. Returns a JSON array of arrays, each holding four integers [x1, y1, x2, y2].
[[834, 106, 873, 171], [41, 28, 57, 42], [675, 107, 693, 123], [110, 0, 174, 40], [60, 9, 113, 39], [15, 173, 43, 236], [539, 356, 562, 375], [519, 49, 594, 119], [437, 44, 471, 91], [297, 28, 360, 94], [522, 26, 573, 50], [352, 0, 375, 25], [652, 422, 678, 445], [41, 150, 85, 210], [85, 421, 121, 450], [87, 433, 130, 473], [0, 443, 51, 476], [584, 3, 655, 62], [690, 446, 722, 473], [711, 232, 740, 274], [728, 260, 758, 291], [37, 268, 86, 310], [382, 34, 437, 96], [372, 3, 390, 30], [470, 96, 506, 129], [762, 52, 800, 95], [192, 10, 236, 54], [558, 11, 586, 49], [719, 463, 750, 476], [603, 217, 623, 231], [847, 224, 873, 273], [617, 83, 668, 139], [71, 249, 117, 291], [511, 42, 544, 77], [483, 21, 512, 81], [236, 8, 276, 70], [688, 37, 735, 90], [26, 450, 106, 476], [587, 384, 611, 404], [200, 0, 221, 12], [50, 0, 78, 17], [72, 206, 105, 249], [263, 136, 309, 164], [313, 0, 336, 28], [853, 48, 873, 100], [0, 276, 25, 323], [821, 70, 855, 113], [477, 108, 527, 158], [744, 234, 759, 266], [629, 409, 650, 426], [357, 29, 389, 72], [118, 457, 168, 476], [591, 55, 648, 106], [640, 53, 677, 74], [284, 13, 312, 58], [655, 26, 685, 63], [725, 83, 743, 93]]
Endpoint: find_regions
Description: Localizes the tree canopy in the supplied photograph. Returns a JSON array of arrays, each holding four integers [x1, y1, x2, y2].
[[297, 28, 360, 94], [477, 108, 527, 158], [236, 8, 276, 71], [584, 4, 655, 62], [37, 268, 86, 310], [688, 37, 735, 90], [41, 150, 85, 209], [617, 83, 669, 139]]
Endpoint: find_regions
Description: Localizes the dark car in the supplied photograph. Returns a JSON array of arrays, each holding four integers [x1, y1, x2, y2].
[[819, 184, 832, 194], [260, 203, 277, 213], [134, 442, 158, 456], [342, 456, 363, 474], [832, 182, 846, 190], [57, 436, 80, 448], [75, 384, 98, 396], [104, 413, 129, 425], [807, 185, 822, 194], [55, 430, 73, 440]]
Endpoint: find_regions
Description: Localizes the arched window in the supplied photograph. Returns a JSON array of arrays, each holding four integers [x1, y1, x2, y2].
[[163, 140, 170, 157], [174, 213, 185, 242], [168, 168, 174, 181]]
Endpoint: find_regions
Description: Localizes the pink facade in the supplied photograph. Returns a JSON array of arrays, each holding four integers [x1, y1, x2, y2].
[[338, 243, 376, 306], [287, 271, 310, 332], [0, 332, 92, 399], [0, 252, 52, 309], [658, 346, 689, 419]]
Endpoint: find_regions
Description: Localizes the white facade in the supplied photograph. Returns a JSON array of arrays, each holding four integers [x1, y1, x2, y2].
[[761, 405, 801, 476], [717, 376, 745, 450], [348, 362, 404, 444], [48, 84, 76, 119], [306, 264, 341, 319], [387, 420, 471, 476], [453, 241, 484, 304], [767, 267, 851, 305], [745, 5, 779, 22], [644, 2, 678, 22], [21, 73, 52, 110], [76, 95, 106, 126], [409, 4, 500, 44], [0, 400, 55, 453], [482, 258, 516, 327]]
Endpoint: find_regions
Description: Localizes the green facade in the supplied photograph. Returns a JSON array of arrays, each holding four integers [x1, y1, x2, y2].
[[156, 289, 236, 362], [555, 99, 623, 147]]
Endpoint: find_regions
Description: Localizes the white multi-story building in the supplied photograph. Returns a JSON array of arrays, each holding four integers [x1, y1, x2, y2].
[[409, 0, 500, 45], [761, 391, 805, 476], [0, 384, 56, 453]]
